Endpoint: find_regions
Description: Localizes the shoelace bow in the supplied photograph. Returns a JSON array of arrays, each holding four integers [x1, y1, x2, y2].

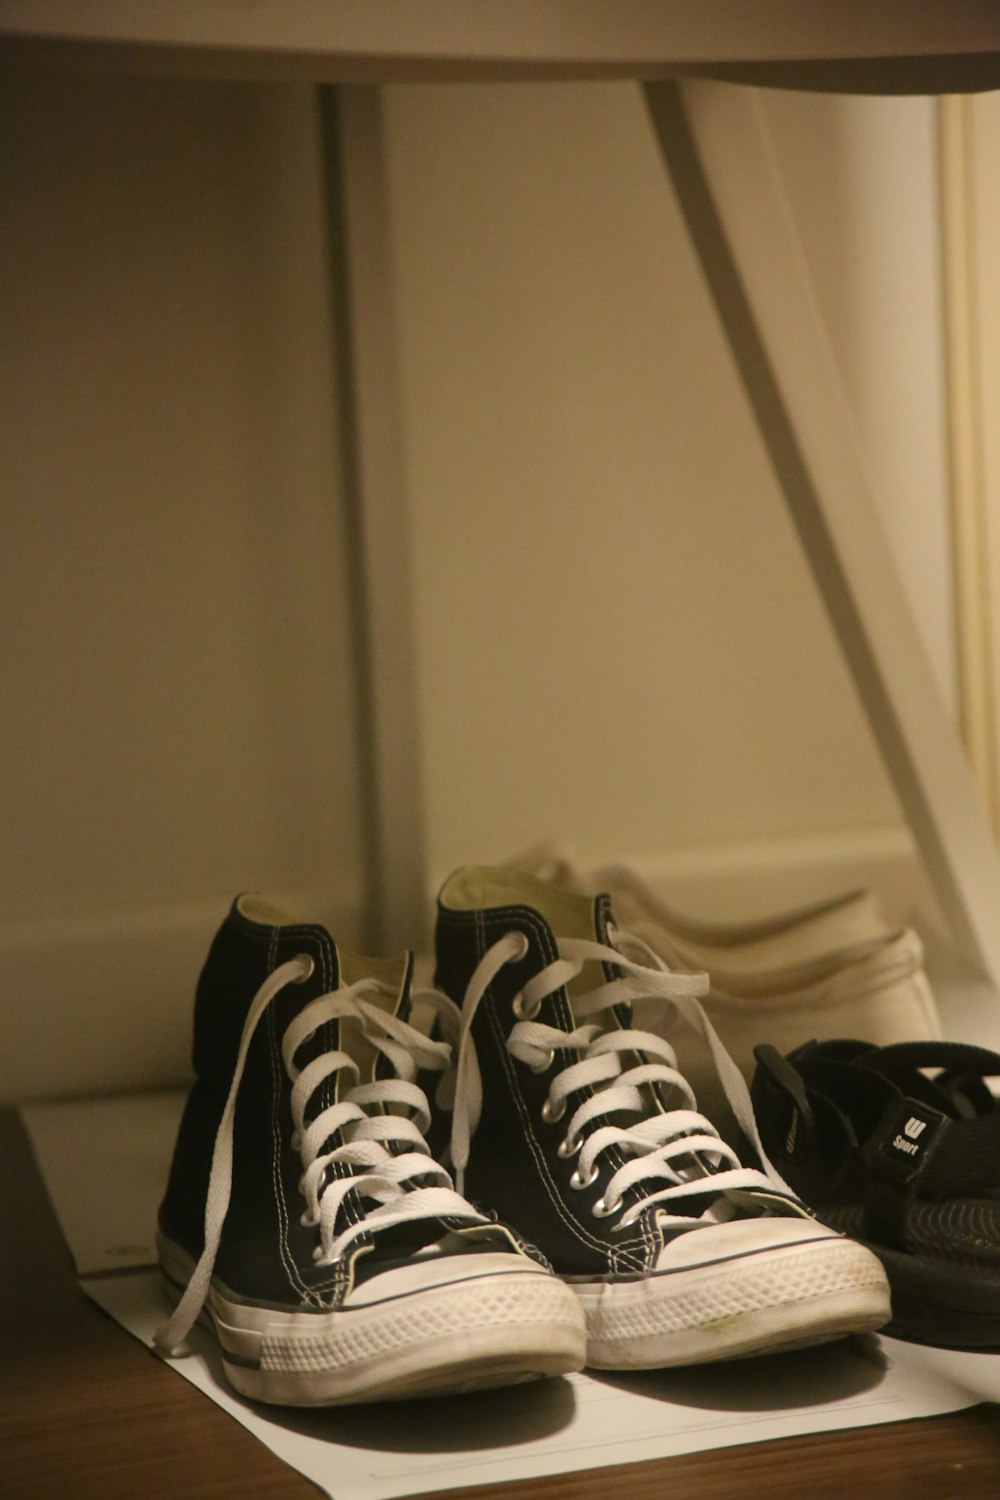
[[155, 956, 488, 1357], [449, 928, 791, 1227]]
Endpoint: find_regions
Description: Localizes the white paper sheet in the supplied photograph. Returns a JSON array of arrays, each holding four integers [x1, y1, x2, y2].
[[79, 1275, 981, 1500], [22, 1090, 185, 1273], [21, 1094, 992, 1500]]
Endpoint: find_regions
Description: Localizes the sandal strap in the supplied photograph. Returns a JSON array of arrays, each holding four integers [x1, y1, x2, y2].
[[855, 1041, 1000, 1123], [756, 1041, 1000, 1251], [860, 1094, 950, 1248], [916, 1109, 1000, 1197], [858, 1040, 1000, 1078], [862, 1100, 1000, 1245]]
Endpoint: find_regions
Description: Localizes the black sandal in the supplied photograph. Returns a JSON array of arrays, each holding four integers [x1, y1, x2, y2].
[[751, 1037, 1000, 1348]]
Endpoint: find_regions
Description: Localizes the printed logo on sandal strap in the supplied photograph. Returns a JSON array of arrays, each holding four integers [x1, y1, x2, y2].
[[871, 1102, 946, 1182]]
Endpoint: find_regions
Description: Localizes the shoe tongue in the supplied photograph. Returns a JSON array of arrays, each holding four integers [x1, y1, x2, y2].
[[333, 948, 413, 1088]]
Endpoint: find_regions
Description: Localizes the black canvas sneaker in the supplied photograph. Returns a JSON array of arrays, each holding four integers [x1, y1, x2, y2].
[[431, 867, 891, 1369], [155, 895, 586, 1405]]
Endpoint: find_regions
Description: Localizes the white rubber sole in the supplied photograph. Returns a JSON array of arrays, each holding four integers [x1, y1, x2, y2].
[[572, 1236, 891, 1369], [159, 1235, 586, 1405]]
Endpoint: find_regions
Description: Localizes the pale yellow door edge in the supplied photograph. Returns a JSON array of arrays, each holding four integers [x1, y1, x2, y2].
[[939, 93, 1000, 835]]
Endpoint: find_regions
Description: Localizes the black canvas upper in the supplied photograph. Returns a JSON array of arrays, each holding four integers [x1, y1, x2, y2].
[[433, 884, 725, 1280], [160, 899, 521, 1313]]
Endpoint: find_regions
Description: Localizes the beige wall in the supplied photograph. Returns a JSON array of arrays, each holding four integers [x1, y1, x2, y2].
[[387, 83, 950, 880], [1, 73, 365, 1097], [0, 72, 950, 1100]]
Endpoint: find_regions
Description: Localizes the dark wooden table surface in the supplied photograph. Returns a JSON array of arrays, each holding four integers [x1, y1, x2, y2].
[[4, 1106, 1000, 1500]]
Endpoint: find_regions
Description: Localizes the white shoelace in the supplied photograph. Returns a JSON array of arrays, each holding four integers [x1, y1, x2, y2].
[[450, 928, 792, 1228], [155, 955, 488, 1356]]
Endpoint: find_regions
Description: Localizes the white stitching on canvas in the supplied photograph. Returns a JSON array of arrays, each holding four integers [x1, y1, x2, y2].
[[473, 906, 647, 1273]]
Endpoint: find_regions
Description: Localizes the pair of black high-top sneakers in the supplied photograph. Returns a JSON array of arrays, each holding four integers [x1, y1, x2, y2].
[[157, 868, 890, 1406]]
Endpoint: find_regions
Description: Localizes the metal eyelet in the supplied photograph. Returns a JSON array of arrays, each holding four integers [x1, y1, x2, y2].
[[592, 1196, 620, 1218], [557, 1135, 581, 1159], [506, 930, 530, 961], [293, 953, 315, 983], [570, 1164, 598, 1191], [529, 1048, 555, 1075], [512, 992, 541, 1020], [541, 1095, 566, 1124]]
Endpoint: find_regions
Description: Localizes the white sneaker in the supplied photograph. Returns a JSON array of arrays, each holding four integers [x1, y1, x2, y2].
[[507, 849, 941, 1103], [512, 844, 892, 970]]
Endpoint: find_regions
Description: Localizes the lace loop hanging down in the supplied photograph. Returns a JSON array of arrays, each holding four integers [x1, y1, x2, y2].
[[155, 961, 487, 1358], [449, 927, 794, 1223]]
